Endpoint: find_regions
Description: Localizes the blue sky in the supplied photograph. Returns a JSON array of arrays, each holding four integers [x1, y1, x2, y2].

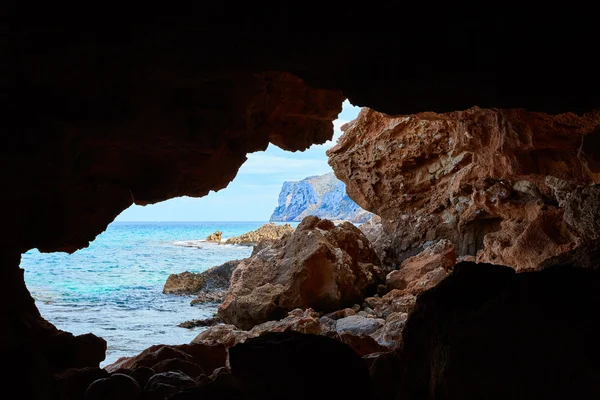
[[115, 100, 361, 221]]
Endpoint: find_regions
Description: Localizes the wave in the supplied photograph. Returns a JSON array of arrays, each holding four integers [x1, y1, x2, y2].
[[171, 240, 207, 248]]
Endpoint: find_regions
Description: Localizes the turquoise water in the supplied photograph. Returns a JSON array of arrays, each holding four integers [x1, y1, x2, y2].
[[21, 221, 298, 367]]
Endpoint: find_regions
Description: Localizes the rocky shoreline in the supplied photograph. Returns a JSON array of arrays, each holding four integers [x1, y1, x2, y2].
[[88, 215, 456, 399], [59, 106, 600, 400]]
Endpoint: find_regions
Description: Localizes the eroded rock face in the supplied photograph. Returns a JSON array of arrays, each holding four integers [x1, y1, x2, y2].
[[218, 216, 381, 329], [329, 107, 600, 270]]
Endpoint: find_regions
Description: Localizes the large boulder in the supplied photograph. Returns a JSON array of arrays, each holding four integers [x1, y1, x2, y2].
[[223, 222, 295, 245], [386, 239, 456, 293], [218, 216, 382, 329], [328, 107, 600, 270], [163, 259, 242, 297]]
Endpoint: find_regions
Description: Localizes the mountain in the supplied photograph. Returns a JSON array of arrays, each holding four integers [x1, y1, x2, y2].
[[269, 172, 373, 223]]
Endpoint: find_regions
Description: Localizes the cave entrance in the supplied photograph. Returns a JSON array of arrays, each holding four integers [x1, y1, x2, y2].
[[20, 101, 361, 368]]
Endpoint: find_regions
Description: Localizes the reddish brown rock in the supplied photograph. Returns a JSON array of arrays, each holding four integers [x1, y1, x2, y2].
[[223, 222, 295, 245], [386, 239, 455, 293], [105, 343, 226, 377], [191, 308, 393, 358], [218, 216, 381, 329], [328, 107, 600, 270], [192, 309, 333, 349], [364, 291, 417, 319], [163, 272, 205, 295]]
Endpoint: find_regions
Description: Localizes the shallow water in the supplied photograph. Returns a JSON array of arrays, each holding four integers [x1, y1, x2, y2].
[[21, 221, 298, 367]]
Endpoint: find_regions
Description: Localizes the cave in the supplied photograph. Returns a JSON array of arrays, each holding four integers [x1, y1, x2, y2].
[[5, 4, 600, 400]]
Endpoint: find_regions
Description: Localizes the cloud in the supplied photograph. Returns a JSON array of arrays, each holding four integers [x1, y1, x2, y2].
[[238, 153, 332, 178]]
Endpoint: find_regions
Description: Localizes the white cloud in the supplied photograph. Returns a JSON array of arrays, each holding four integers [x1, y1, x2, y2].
[[238, 153, 331, 178]]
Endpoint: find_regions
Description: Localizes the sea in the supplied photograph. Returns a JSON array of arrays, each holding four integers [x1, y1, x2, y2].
[[21, 221, 299, 367]]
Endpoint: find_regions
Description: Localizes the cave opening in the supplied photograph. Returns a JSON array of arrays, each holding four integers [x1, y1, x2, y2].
[[6, 8, 600, 400]]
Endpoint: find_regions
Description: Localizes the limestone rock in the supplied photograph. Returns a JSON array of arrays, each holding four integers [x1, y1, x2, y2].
[[205, 231, 222, 242], [370, 312, 408, 348], [328, 107, 600, 270], [192, 309, 332, 349], [335, 315, 385, 336], [386, 239, 455, 293], [364, 291, 417, 319], [164, 259, 242, 297], [218, 216, 381, 329], [223, 222, 295, 246], [163, 272, 204, 295], [269, 172, 372, 223], [191, 325, 253, 349]]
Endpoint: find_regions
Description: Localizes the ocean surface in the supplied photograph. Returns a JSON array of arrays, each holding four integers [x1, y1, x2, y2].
[[21, 221, 299, 367]]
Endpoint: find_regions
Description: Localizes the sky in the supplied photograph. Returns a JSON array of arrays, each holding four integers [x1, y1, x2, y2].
[[115, 100, 361, 222]]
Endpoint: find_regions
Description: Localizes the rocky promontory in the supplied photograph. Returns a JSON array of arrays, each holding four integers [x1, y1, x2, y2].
[[328, 107, 600, 270], [223, 222, 295, 246], [270, 172, 372, 223]]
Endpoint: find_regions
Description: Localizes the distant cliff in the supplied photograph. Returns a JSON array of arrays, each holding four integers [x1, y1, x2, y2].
[[270, 172, 373, 223]]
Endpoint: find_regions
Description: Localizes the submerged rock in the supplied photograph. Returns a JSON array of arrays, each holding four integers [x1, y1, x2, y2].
[[218, 216, 382, 329], [223, 222, 294, 245]]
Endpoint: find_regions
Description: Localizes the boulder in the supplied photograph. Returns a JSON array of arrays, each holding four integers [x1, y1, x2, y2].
[[223, 222, 295, 245], [143, 371, 196, 400], [386, 239, 455, 293], [164, 259, 242, 297], [163, 272, 204, 295], [218, 216, 381, 329], [84, 373, 141, 400], [370, 312, 408, 348], [335, 315, 385, 336], [205, 231, 222, 242]]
